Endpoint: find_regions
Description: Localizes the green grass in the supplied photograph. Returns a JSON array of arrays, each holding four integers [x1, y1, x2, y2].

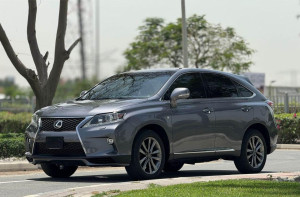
[[92, 190, 120, 197], [115, 180, 300, 197]]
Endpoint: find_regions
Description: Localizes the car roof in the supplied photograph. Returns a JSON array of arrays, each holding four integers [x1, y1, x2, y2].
[[122, 68, 253, 86]]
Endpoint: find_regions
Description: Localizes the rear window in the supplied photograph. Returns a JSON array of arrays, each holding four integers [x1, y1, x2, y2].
[[233, 81, 254, 97], [202, 73, 238, 98]]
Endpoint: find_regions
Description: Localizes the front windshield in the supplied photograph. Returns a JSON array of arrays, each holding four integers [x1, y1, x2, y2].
[[80, 72, 174, 100]]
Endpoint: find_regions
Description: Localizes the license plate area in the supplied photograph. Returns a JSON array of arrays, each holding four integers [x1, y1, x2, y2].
[[46, 137, 64, 149]]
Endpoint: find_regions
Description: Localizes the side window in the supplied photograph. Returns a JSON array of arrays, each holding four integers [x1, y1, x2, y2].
[[164, 73, 206, 100], [233, 81, 254, 97], [202, 73, 238, 98]]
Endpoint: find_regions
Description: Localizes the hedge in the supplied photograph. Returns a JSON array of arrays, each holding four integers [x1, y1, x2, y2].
[[0, 133, 25, 158], [0, 112, 299, 158], [0, 112, 32, 133], [275, 113, 300, 144]]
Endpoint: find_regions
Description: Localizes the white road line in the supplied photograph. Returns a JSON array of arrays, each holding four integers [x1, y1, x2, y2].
[[24, 183, 112, 197], [0, 180, 32, 185]]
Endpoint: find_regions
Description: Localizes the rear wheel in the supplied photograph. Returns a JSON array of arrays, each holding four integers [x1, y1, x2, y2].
[[164, 161, 184, 172], [234, 129, 267, 173], [125, 130, 165, 180], [41, 163, 78, 178]]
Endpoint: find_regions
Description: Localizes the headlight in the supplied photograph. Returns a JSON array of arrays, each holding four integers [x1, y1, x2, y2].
[[31, 114, 38, 125], [31, 114, 41, 128], [83, 112, 125, 128]]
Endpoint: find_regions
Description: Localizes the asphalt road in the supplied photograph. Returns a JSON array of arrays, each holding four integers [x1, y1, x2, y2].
[[0, 149, 299, 197]]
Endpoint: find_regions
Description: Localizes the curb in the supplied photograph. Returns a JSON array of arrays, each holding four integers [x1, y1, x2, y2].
[[0, 162, 39, 172], [0, 144, 299, 172], [277, 144, 300, 150], [25, 172, 300, 197]]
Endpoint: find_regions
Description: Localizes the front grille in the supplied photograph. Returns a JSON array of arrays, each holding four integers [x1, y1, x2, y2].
[[41, 118, 84, 131], [34, 142, 85, 156]]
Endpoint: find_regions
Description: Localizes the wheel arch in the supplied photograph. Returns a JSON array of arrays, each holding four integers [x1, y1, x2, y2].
[[133, 124, 171, 161], [245, 123, 271, 154]]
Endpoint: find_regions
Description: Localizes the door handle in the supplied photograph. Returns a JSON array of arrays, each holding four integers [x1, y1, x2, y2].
[[202, 108, 213, 114], [241, 106, 252, 112]]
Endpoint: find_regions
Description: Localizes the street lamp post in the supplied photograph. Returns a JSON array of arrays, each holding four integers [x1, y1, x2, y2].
[[269, 80, 276, 98], [95, 0, 100, 80], [181, 0, 188, 68]]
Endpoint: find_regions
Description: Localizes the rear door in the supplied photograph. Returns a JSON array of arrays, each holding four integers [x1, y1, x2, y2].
[[164, 72, 215, 155], [201, 73, 254, 154]]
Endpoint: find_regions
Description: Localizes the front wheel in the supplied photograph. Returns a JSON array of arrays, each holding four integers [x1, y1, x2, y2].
[[41, 163, 78, 178], [125, 130, 165, 180], [234, 129, 267, 173]]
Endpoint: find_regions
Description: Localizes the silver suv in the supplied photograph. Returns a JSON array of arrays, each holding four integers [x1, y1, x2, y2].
[[25, 69, 278, 180]]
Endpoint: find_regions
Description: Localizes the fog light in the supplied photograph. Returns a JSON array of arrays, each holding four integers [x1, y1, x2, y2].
[[107, 138, 114, 145]]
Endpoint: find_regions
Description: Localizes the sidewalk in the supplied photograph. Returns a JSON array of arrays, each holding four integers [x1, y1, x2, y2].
[[0, 144, 299, 172]]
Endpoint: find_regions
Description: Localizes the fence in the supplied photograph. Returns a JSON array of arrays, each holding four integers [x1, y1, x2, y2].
[[0, 99, 33, 113], [0, 97, 73, 113], [269, 94, 300, 113]]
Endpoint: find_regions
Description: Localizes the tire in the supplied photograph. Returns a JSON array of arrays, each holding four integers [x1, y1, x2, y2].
[[41, 163, 78, 178], [164, 161, 184, 172], [234, 129, 267, 173], [125, 130, 166, 180]]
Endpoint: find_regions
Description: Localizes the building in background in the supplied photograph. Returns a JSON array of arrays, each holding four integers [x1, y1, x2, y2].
[[243, 72, 265, 94]]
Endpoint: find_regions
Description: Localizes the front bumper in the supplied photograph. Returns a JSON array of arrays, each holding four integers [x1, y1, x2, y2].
[[25, 152, 130, 166], [25, 117, 131, 166]]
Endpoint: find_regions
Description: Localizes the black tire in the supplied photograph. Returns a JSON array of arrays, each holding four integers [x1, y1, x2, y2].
[[164, 161, 184, 172], [234, 129, 267, 173], [125, 130, 166, 180], [41, 163, 78, 178]]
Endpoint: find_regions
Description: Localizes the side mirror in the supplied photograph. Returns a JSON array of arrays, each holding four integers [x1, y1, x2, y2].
[[80, 90, 87, 97], [170, 88, 190, 107]]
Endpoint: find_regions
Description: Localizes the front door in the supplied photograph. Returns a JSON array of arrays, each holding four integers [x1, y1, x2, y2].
[[163, 72, 215, 155]]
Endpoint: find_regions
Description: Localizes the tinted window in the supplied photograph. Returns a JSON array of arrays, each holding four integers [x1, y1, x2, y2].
[[203, 73, 238, 98], [164, 73, 206, 100], [233, 81, 254, 97], [80, 72, 173, 100]]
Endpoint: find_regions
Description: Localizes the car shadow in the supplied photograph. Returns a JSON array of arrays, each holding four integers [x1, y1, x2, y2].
[[28, 169, 275, 183]]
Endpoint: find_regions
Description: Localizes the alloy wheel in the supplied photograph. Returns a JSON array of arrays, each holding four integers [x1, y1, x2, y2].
[[139, 137, 162, 174], [247, 136, 265, 168]]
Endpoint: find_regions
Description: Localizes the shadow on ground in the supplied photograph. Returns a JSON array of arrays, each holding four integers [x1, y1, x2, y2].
[[28, 169, 274, 183]]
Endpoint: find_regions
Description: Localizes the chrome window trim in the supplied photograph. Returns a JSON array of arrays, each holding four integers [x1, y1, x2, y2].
[[159, 71, 256, 102]]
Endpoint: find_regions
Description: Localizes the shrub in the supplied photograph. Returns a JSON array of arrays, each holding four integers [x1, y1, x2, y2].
[[275, 113, 300, 144], [0, 112, 32, 133], [0, 133, 25, 158]]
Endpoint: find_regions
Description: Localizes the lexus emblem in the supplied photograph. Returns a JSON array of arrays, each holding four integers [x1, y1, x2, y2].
[[54, 120, 63, 129]]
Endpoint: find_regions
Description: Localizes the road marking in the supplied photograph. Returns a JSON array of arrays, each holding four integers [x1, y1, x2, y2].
[[24, 183, 112, 197], [0, 180, 32, 185]]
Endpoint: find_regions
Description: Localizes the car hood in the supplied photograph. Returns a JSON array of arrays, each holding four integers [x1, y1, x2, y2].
[[36, 99, 146, 117]]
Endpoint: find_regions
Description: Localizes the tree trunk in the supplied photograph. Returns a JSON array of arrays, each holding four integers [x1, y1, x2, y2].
[[35, 90, 54, 111], [0, 0, 81, 112]]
